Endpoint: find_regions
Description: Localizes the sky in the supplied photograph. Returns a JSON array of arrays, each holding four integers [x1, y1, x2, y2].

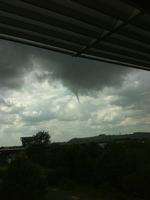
[[0, 39, 149, 146]]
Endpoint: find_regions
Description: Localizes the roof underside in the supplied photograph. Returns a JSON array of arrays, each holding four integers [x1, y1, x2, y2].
[[0, 0, 150, 70]]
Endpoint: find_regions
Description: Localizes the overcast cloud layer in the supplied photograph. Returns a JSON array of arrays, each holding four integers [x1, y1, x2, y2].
[[0, 40, 149, 146]]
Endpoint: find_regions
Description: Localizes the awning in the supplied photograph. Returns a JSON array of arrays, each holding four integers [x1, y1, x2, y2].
[[0, 0, 149, 70]]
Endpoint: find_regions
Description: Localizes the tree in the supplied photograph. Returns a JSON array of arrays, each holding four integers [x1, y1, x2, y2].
[[34, 131, 51, 146]]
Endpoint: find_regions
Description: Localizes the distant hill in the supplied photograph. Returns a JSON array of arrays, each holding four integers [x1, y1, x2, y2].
[[68, 132, 150, 144]]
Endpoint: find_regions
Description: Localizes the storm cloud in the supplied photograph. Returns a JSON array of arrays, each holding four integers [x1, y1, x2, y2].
[[0, 40, 34, 89], [0, 39, 149, 146], [0, 39, 131, 94], [35, 51, 132, 95]]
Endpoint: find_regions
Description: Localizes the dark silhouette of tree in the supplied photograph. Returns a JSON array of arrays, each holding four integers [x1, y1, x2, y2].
[[33, 131, 51, 146]]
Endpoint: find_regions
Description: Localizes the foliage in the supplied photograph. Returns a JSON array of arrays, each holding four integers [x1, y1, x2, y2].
[[33, 131, 51, 146], [1, 138, 150, 199], [0, 155, 47, 200], [26, 140, 150, 199]]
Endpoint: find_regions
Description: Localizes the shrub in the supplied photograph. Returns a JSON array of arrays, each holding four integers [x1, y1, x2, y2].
[[0, 156, 47, 200]]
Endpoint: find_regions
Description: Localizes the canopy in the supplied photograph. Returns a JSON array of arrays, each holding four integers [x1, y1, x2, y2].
[[0, 0, 149, 70]]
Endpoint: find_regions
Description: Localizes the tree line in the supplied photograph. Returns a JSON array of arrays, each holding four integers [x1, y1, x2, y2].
[[0, 131, 150, 199]]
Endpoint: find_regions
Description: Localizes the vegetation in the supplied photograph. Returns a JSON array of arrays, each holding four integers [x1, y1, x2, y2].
[[0, 131, 150, 199], [33, 131, 51, 146], [0, 154, 47, 200]]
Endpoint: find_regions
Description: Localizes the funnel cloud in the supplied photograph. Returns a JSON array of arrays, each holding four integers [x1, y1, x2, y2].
[[0, 39, 149, 147]]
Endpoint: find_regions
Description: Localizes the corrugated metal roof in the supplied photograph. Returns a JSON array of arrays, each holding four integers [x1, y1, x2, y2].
[[0, 0, 149, 70]]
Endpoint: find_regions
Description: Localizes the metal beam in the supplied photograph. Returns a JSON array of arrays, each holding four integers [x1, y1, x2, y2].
[[85, 49, 150, 69], [75, 9, 142, 56]]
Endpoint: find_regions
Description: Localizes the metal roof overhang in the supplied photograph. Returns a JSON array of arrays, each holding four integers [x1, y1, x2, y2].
[[0, 0, 149, 70]]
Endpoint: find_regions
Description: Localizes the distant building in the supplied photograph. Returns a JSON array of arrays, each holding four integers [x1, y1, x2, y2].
[[0, 146, 24, 164]]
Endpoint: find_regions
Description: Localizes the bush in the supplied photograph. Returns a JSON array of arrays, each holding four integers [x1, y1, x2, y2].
[[122, 169, 150, 199], [0, 156, 47, 200]]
